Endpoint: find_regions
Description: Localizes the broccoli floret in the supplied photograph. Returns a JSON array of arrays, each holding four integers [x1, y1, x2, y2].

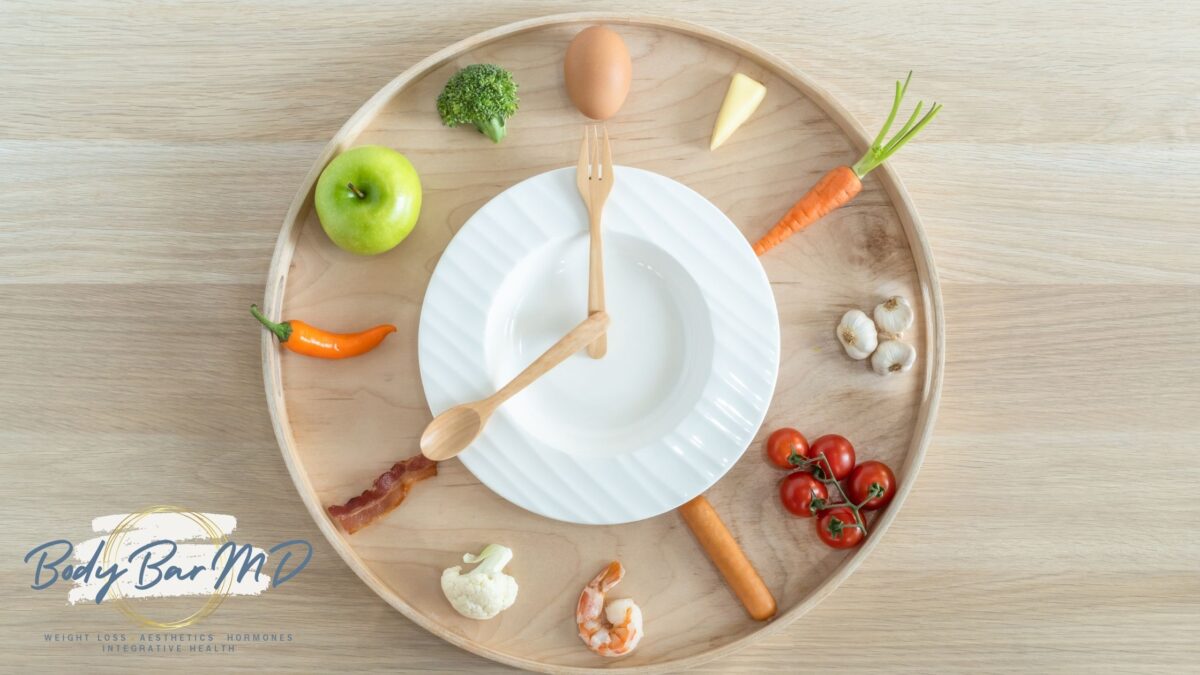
[[436, 64, 519, 143]]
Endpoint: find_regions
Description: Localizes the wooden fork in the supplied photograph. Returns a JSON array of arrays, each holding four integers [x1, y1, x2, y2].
[[576, 123, 613, 359]]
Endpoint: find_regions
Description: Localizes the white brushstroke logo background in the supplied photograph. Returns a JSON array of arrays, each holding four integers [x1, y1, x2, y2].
[[70, 512, 267, 604], [23, 511, 312, 613]]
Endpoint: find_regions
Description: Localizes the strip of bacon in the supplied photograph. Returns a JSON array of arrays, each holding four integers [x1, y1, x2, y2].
[[327, 454, 437, 534]]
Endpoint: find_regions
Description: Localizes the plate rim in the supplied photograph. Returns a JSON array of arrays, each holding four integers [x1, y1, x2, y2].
[[260, 12, 945, 674], [416, 165, 781, 525]]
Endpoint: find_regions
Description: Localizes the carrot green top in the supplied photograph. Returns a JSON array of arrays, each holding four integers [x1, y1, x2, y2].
[[851, 72, 943, 179]]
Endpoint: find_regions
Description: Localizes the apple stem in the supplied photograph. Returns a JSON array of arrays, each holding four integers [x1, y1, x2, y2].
[[346, 182, 366, 199]]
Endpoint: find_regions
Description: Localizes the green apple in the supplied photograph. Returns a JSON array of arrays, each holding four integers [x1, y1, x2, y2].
[[314, 145, 422, 255]]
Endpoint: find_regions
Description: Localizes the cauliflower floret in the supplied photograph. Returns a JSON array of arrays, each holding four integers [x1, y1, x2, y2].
[[440, 544, 518, 620]]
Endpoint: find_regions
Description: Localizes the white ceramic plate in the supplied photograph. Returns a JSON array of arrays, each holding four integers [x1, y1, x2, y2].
[[418, 166, 779, 524]]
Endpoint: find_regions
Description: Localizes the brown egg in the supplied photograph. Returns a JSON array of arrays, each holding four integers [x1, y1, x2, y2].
[[564, 26, 632, 120]]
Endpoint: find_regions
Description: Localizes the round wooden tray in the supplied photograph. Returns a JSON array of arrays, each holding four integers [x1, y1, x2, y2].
[[261, 12, 943, 673]]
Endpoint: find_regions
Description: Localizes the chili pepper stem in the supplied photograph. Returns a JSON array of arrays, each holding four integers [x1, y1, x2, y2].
[[250, 304, 292, 342]]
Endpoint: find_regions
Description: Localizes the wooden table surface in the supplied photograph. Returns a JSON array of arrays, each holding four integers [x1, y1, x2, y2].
[[1, 1, 1196, 672]]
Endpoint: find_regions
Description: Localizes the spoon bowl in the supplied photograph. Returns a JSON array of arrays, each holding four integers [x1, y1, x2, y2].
[[419, 404, 486, 461], [419, 311, 609, 462]]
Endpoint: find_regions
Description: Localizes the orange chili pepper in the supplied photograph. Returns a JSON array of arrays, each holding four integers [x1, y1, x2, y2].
[[251, 304, 396, 359]]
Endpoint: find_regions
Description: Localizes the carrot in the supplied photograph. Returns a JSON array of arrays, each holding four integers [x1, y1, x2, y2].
[[753, 166, 861, 255], [753, 72, 942, 255]]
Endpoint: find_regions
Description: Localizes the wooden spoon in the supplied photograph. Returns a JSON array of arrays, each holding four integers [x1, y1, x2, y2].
[[420, 312, 610, 462]]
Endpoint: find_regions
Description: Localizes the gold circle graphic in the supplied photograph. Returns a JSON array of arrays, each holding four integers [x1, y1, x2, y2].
[[100, 506, 235, 629]]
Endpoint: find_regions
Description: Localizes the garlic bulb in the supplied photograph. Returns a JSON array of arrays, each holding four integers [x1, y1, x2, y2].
[[871, 340, 916, 375], [836, 309, 878, 360], [873, 296, 914, 336]]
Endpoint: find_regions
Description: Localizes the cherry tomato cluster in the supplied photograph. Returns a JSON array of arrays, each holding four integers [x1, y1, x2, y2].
[[766, 428, 897, 549]]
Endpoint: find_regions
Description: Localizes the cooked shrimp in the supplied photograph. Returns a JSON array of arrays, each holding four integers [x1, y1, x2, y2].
[[576, 561, 643, 657]]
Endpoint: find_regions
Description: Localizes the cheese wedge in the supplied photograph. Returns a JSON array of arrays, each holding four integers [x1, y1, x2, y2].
[[709, 73, 767, 150]]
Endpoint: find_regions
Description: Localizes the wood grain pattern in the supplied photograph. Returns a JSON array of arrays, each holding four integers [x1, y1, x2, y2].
[[1, 1, 1197, 673], [263, 14, 940, 672]]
